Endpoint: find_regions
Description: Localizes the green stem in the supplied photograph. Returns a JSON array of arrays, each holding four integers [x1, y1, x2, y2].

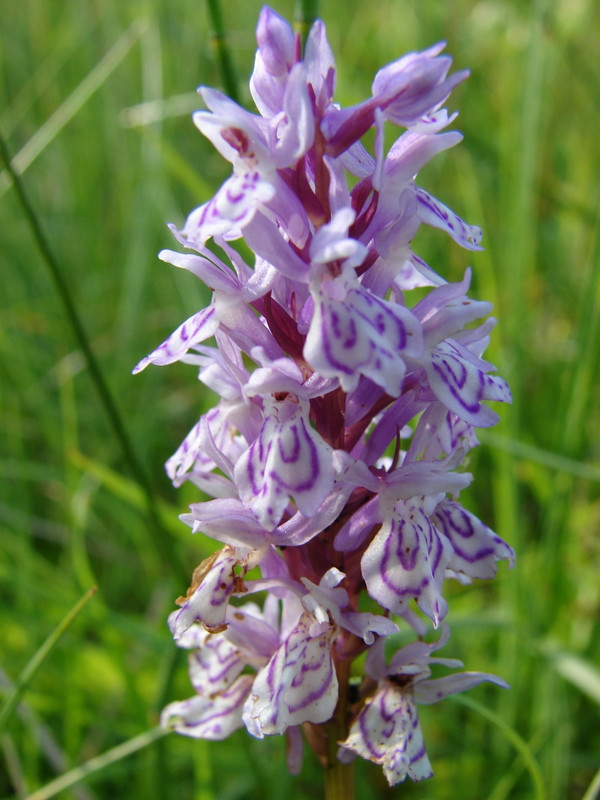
[[324, 658, 355, 800], [294, 0, 320, 45], [205, 0, 239, 103], [0, 128, 183, 579], [324, 757, 355, 800]]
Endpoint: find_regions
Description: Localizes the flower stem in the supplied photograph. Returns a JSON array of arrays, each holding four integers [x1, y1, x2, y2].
[[205, 0, 239, 103], [324, 658, 355, 800], [294, 0, 320, 45], [324, 757, 355, 800]]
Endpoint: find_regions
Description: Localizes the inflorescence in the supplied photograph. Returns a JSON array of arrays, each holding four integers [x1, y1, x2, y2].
[[134, 7, 514, 785]]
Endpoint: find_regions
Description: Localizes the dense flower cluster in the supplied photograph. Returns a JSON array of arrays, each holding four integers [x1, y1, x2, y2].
[[135, 7, 514, 786]]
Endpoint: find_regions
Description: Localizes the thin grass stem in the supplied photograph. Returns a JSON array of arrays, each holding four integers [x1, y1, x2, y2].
[[0, 128, 182, 578], [324, 658, 355, 800], [450, 693, 547, 800], [0, 666, 95, 800], [22, 727, 169, 800], [205, 0, 239, 103], [0, 19, 147, 197], [582, 767, 600, 800], [479, 431, 600, 483], [0, 587, 97, 736], [294, 0, 320, 43]]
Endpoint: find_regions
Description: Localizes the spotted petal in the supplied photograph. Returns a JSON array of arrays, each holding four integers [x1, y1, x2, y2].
[[188, 634, 246, 695], [361, 498, 452, 626], [243, 613, 337, 735], [165, 407, 244, 495], [182, 172, 276, 247], [169, 546, 261, 636], [340, 683, 432, 785], [132, 305, 219, 373], [161, 674, 253, 740], [304, 270, 423, 396], [234, 395, 336, 529], [432, 499, 515, 580], [415, 187, 483, 251], [426, 339, 511, 427]]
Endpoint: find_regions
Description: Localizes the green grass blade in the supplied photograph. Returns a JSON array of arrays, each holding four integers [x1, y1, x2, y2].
[[480, 431, 600, 483], [119, 92, 200, 127], [542, 645, 600, 706], [0, 19, 147, 197], [0, 126, 182, 579], [23, 727, 169, 800], [559, 206, 600, 453], [0, 666, 95, 800], [67, 448, 192, 541], [205, 0, 239, 103], [450, 693, 547, 800], [0, 9, 83, 136], [0, 587, 97, 736], [294, 0, 320, 42], [582, 767, 600, 800]]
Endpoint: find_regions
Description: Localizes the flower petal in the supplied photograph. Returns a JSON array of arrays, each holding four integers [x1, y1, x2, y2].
[[361, 499, 452, 625], [432, 499, 515, 580], [183, 172, 276, 246], [304, 270, 423, 396], [309, 208, 368, 268], [234, 395, 336, 529], [425, 340, 511, 427], [415, 187, 483, 251], [415, 671, 509, 704], [340, 684, 432, 785], [273, 63, 315, 166], [188, 634, 246, 695], [249, 7, 295, 117], [183, 498, 269, 549], [169, 546, 261, 636], [255, 6, 294, 77], [243, 613, 338, 735], [132, 306, 219, 373], [161, 674, 253, 740]]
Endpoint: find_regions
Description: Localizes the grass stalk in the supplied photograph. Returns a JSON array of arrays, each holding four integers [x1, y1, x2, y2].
[[581, 768, 600, 800], [23, 727, 169, 800], [205, 0, 240, 103], [324, 658, 355, 800], [0, 19, 147, 197], [294, 0, 320, 43], [0, 127, 182, 579], [0, 587, 97, 736], [450, 694, 546, 800]]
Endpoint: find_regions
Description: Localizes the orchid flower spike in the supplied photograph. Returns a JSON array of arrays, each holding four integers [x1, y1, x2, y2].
[[136, 6, 514, 788]]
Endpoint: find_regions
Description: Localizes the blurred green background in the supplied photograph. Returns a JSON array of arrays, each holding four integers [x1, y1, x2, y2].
[[1, 1, 599, 798]]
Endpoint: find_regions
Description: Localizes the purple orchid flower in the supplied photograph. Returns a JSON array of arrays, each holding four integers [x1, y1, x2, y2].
[[137, 6, 514, 788], [338, 626, 508, 785]]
